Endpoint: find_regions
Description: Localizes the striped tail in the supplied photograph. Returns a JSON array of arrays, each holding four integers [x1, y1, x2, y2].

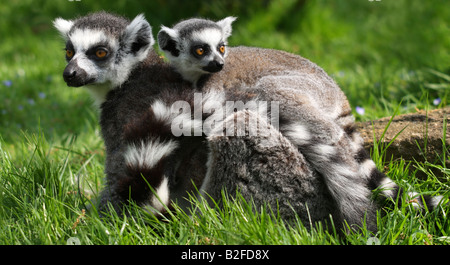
[[118, 99, 182, 214], [346, 119, 446, 211], [358, 147, 445, 210], [117, 92, 224, 214], [118, 138, 177, 214], [281, 111, 445, 230]]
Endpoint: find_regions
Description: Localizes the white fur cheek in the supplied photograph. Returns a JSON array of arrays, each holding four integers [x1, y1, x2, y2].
[[73, 55, 98, 79]]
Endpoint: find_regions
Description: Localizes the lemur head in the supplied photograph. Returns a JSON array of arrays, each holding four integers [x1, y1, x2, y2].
[[157, 17, 236, 84], [53, 12, 154, 94]]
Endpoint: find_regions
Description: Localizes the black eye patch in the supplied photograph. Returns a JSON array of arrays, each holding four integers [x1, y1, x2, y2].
[[191, 44, 211, 59], [86, 44, 111, 62], [65, 41, 74, 51], [65, 41, 75, 61]]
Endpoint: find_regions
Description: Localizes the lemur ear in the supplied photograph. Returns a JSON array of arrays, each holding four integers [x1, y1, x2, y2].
[[158, 26, 180, 57], [121, 14, 155, 55], [216, 16, 237, 39], [53, 18, 74, 40]]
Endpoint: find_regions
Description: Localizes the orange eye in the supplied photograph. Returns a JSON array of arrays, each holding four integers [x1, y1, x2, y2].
[[66, 49, 74, 58], [196, 48, 204, 56], [95, 49, 107, 58], [219, 45, 226, 54]]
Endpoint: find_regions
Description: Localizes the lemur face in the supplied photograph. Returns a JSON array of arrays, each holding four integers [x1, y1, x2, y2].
[[186, 28, 227, 73], [54, 12, 154, 88], [61, 28, 118, 87], [158, 17, 236, 84]]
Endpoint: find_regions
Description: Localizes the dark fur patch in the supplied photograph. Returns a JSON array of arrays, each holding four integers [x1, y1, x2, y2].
[[117, 158, 166, 203], [166, 38, 180, 57], [343, 124, 356, 136], [123, 108, 174, 145], [131, 23, 151, 54], [159, 32, 180, 57], [368, 168, 388, 191], [337, 109, 352, 119], [355, 148, 371, 163]]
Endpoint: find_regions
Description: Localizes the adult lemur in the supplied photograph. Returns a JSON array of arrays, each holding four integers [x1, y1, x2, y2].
[[54, 12, 209, 214], [55, 12, 442, 231]]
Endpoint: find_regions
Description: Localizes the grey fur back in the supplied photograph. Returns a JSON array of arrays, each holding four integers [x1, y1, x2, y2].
[[200, 46, 351, 120]]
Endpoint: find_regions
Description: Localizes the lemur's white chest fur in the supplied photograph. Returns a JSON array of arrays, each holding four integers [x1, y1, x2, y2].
[[85, 82, 112, 107]]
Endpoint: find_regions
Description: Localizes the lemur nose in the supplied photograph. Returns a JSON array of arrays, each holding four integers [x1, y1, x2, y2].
[[63, 68, 76, 80], [203, 60, 225, 73], [214, 61, 224, 70]]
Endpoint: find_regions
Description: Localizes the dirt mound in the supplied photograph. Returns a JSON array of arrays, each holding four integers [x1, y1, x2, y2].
[[356, 107, 449, 177]]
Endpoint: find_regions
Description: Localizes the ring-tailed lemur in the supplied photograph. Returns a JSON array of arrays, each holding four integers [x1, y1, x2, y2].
[[54, 12, 206, 214], [157, 17, 445, 229], [53, 11, 155, 107]]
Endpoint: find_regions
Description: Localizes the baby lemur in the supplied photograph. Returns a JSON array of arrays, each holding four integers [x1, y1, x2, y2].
[[158, 17, 236, 86]]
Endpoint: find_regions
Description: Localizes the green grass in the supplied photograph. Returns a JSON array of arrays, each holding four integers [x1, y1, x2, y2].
[[0, 133, 448, 245], [0, 0, 449, 245]]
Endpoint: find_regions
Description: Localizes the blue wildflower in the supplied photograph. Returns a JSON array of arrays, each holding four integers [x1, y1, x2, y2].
[[356, 106, 365, 115], [38, 92, 46, 99], [433, 98, 441, 106], [3, 80, 12, 87]]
